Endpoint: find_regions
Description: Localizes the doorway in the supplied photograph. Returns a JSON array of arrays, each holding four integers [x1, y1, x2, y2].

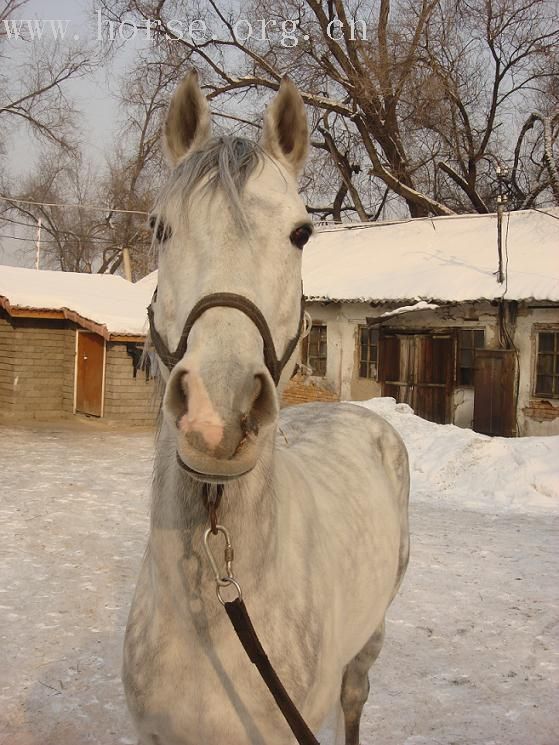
[[473, 349, 516, 436], [75, 331, 105, 417], [379, 332, 454, 424]]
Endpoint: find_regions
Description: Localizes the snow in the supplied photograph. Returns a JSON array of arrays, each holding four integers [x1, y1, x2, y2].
[[379, 300, 440, 318], [2, 210, 557, 342], [358, 397, 559, 515], [0, 407, 557, 744], [303, 209, 559, 303], [0, 266, 151, 336]]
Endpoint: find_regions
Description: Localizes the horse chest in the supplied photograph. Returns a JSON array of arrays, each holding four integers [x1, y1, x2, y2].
[[124, 582, 336, 745]]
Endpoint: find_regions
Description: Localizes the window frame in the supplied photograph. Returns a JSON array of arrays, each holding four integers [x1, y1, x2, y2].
[[302, 322, 328, 377], [534, 328, 559, 399], [358, 325, 379, 380], [456, 328, 485, 387]]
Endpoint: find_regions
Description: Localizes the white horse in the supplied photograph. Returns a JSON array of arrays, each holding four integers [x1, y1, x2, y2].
[[123, 71, 410, 745]]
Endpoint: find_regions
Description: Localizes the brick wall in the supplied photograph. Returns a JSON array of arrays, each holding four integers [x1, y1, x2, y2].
[[281, 374, 339, 407], [103, 343, 159, 425], [1, 317, 67, 420], [0, 312, 15, 413], [522, 399, 559, 422], [62, 328, 75, 413]]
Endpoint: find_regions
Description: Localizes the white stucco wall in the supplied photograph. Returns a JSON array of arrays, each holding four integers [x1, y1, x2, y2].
[[513, 306, 559, 436], [304, 300, 559, 436], [304, 299, 497, 400]]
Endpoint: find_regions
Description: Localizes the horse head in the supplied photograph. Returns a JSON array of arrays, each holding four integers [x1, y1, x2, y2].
[[149, 70, 312, 481]]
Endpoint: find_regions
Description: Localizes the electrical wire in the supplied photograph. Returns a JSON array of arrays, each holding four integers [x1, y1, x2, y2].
[[0, 194, 149, 215], [0, 216, 150, 246], [0, 232, 150, 245]]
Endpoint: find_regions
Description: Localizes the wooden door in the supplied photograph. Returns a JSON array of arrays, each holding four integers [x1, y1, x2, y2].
[[414, 335, 454, 424], [379, 332, 454, 424], [76, 332, 105, 417], [473, 349, 516, 436], [378, 333, 401, 401]]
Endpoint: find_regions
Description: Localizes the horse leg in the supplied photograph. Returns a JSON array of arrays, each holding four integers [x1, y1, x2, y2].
[[340, 620, 385, 745]]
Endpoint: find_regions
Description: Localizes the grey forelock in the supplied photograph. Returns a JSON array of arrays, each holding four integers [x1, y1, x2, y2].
[[156, 136, 265, 230]]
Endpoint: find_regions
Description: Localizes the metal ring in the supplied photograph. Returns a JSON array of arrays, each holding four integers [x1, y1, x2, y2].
[[216, 577, 243, 605]]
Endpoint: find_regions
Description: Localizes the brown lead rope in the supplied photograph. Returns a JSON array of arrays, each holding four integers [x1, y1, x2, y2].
[[201, 492, 320, 745], [223, 597, 320, 745]]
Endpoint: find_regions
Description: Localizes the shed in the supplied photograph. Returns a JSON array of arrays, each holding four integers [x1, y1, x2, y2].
[[0, 267, 158, 425], [296, 209, 559, 436]]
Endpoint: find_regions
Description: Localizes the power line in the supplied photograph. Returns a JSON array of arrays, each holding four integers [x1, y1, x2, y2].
[[0, 232, 150, 246], [0, 194, 149, 216], [0, 215, 151, 246]]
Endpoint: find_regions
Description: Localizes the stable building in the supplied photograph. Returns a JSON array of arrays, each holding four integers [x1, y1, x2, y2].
[[0, 267, 158, 425], [1, 209, 558, 435], [295, 209, 559, 437]]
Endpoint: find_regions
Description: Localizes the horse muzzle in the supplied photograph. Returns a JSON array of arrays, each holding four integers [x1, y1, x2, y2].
[[164, 365, 278, 480]]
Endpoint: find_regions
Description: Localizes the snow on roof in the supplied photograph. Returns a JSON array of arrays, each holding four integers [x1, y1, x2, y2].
[[0, 210, 557, 336], [303, 209, 559, 303], [0, 266, 150, 337]]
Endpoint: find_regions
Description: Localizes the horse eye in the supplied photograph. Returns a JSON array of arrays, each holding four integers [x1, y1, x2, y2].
[[149, 216, 172, 243], [290, 224, 313, 250]]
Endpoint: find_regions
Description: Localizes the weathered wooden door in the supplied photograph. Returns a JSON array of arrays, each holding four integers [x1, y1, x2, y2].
[[379, 332, 454, 424], [76, 332, 105, 416], [414, 335, 454, 424], [473, 349, 516, 436], [379, 333, 402, 402]]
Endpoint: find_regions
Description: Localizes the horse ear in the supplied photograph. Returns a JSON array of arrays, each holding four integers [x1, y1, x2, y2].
[[261, 77, 308, 176], [164, 70, 211, 165]]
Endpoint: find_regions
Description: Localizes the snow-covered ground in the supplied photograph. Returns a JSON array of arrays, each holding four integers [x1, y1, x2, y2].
[[0, 401, 557, 744]]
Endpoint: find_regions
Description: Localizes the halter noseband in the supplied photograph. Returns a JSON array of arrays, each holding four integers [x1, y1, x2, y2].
[[147, 289, 305, 386]]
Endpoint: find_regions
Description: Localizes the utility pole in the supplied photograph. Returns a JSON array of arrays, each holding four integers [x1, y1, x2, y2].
[[496, 166, 508, 284], [35, 218, 42, 270], [122, 246, 132, 281]]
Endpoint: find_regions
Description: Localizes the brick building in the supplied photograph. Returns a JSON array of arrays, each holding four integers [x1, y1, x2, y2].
[[0, 267, 158, 425]]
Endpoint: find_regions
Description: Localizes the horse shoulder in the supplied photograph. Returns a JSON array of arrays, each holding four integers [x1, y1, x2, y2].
[[278, 401, 409, 496]]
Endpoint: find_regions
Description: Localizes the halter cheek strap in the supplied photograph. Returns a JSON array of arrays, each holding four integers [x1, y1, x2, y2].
[[147, 288, 305, 386]]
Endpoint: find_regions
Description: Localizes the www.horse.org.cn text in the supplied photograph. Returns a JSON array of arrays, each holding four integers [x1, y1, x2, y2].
[[2, 12, 371, 47]]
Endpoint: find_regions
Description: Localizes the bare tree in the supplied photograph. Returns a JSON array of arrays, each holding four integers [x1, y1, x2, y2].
[[3, 151, 133, 272], [0, 0, 93, 154], [101, 0, 559, 218], [98, 56, 178, 279]]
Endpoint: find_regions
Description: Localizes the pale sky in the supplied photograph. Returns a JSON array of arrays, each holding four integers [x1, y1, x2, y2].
[[1, 0, 141, 266], [5, 0, 139, 173]]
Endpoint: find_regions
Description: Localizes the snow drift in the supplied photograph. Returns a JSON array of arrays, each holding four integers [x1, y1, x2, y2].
[[355, 397, 559, 515]]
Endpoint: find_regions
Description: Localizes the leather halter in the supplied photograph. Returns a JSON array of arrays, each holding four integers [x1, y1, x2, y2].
[[147, 288, 305, 386]]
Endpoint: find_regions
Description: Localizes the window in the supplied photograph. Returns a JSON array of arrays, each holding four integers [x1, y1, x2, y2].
[[457, 329, 485, 385], [358, 326, 379, 379], [535, 331, 559, 397], [302, 323, 327, 376]]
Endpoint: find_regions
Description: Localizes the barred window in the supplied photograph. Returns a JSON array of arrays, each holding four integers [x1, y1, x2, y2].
[[535, 331, 559, 397], [457, 329, 485, 385], [302, 323, 327, 376], [358, 326, 378, 379]]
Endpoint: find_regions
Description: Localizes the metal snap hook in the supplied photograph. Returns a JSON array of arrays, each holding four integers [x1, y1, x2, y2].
[[203, 525, 235, 586]]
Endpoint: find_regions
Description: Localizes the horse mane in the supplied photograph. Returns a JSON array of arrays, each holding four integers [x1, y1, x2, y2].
[[155, 135, 267, 232]]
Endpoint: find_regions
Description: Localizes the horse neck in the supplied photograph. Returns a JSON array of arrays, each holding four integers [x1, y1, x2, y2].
[[149, 420, 277, 568]]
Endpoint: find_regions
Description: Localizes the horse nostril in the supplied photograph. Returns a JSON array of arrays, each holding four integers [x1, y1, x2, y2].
[[177, 373, 189, 421], [165, 369, 189, 429], [248, 373, 278, 430], [241, 412, 259, 438]]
